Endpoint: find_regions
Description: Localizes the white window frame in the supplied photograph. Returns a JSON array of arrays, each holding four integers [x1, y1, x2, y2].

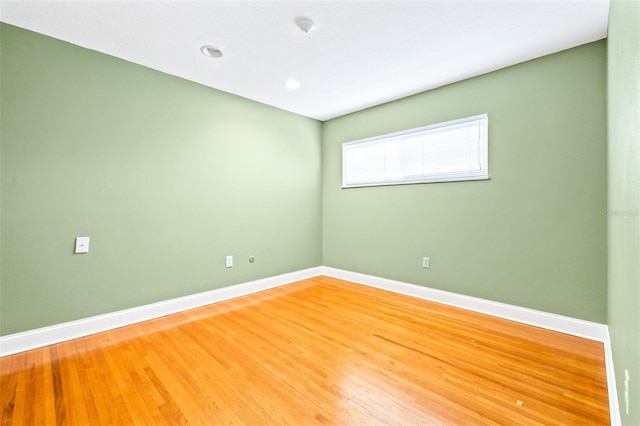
[[342, 114, 489, 188]]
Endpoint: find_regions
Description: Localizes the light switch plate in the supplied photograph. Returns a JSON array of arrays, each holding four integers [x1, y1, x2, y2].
[[75, 237, 90, 253], [225, 255, 233, 268]]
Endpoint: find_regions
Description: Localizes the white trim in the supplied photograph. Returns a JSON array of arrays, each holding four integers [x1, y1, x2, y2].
[[342, 114, 488, 188], [0, 267, 322, 357], [322, 267, 608, 341], [322, 266, 619, 425], [604, 331, 622, 426], [0, 265, 620, 424]]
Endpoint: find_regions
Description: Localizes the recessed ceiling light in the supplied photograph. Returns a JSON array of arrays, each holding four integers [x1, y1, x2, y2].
[[200, 45, 223, 58], [284, 79, 301, 90]]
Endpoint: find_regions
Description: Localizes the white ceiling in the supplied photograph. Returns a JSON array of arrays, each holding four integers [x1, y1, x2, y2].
[[0, 0, 609, 121]]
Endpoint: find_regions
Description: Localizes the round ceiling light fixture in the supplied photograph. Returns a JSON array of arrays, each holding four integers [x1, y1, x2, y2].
[[200, 45, 223, 58], [284, 79, 301, 90]]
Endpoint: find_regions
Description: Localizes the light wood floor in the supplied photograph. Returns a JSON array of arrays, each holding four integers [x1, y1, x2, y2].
[[1, 276, 610, 425]]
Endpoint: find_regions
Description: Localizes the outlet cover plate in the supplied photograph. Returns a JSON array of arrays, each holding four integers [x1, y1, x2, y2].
[[75, 237, 90, 254]]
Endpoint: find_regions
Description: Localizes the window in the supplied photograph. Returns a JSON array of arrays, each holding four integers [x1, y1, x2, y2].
[[342, 114, 488, 188]]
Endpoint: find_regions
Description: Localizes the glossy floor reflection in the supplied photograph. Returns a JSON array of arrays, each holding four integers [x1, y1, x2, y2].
[[1, 276, 609, 425]]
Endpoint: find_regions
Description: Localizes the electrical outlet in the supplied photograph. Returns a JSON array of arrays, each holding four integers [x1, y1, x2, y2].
[[625, 369, 630, 416], [225, 255, 233, 268], [422, 257, 430, 268]]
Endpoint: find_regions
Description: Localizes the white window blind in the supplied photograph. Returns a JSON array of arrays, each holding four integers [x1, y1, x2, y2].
[[342, 114, 489, 188]]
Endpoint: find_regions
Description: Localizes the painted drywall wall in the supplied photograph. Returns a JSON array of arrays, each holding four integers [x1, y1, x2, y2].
[[607, 1, 640, 424], [322, 41, 607, 323], [0, 21, 609, 338], [0, 24, 322, 335]]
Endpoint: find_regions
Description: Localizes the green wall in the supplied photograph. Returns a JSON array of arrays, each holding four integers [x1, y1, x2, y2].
[[607, 1, 640, 424], [0, 22, 609, 337], [0, 24, 322, 335], [322, 41, 607, 323]]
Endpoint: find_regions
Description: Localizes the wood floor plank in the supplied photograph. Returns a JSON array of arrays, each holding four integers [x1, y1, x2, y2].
[[0, 276, 610, 425]]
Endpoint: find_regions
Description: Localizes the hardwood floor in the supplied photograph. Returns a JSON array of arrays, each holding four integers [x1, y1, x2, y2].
[[1, 276, 610, 425]]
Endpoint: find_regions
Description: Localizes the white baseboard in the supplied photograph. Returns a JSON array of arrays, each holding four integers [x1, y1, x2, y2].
[[0, 265, 609, 348], [604, 333, 622, 426], [0, 265, 619, 424], [322, 266, 609, 341], [322, 266, 619, 425], [0, 267, 322, 357]]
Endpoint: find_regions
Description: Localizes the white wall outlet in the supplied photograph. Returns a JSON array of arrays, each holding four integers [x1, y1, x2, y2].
[[423, 257, 430, 268], [625, 369, 630, 415], [75, 237, 90, 254], [225, 255, 233, 268]]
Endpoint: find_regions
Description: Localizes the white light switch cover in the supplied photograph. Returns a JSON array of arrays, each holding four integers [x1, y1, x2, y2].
[[75, 237, 90, 253]]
